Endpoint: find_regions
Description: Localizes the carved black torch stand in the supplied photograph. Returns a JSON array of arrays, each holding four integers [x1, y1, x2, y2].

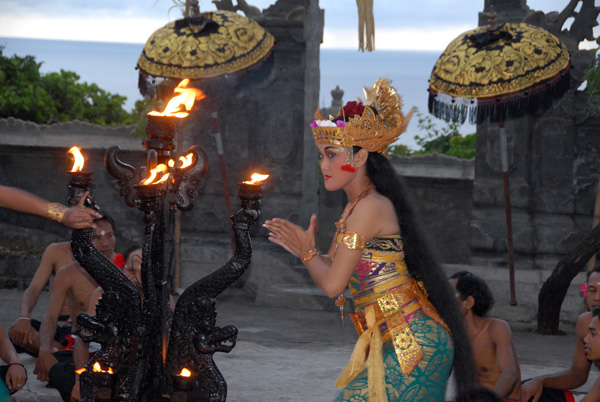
[[70, 113, 262, 401]]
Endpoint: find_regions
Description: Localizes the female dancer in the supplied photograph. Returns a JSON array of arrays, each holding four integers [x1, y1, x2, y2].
[[264, 79, 475, 401]]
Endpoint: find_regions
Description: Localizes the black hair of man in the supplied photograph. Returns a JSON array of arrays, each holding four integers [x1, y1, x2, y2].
[[123, 244, 142, 261], [588, 266, 600, 280], [455, 386, 504, 402], [450, 271, 494, 317], [95, 212, 116, 233], [593, 307, 600, 320]]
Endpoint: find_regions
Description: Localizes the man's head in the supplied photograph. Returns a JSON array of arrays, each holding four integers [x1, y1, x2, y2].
[[586, 268, 600, 311], [584, 307, 600, 361], [449, 271, 494, 317], [92, 213, 116, 260]]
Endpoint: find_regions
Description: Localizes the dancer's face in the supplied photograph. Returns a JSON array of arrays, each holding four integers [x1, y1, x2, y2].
[[587, 272, 600, 311], [317, 144, 354, 191]]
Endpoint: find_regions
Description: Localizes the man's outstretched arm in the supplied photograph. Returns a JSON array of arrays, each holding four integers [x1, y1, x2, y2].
[[0, 186, 100, 229]]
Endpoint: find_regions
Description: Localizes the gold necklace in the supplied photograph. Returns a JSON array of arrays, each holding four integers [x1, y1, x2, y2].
[[332, 184, 375, 326], [333, 184, 375, 251]]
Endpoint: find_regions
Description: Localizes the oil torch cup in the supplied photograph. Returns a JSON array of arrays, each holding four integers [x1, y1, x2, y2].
[[171, 370, 198, 402]]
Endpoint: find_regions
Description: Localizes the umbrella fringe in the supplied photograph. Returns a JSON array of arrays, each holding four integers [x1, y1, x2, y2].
[[428, 71, 571, 126], [137, 51, 274, 102], [427, 92, 474, 125], [473, 72, 571, 125]]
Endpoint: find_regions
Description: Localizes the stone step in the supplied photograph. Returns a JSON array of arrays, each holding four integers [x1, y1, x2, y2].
[[255, 283, 352, 313]]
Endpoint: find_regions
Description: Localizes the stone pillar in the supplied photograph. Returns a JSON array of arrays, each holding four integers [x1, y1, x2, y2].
[[479, 0, 530, 26]]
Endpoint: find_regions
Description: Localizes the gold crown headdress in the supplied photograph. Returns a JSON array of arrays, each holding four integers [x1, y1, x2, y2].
[[311, 78, 413, 154]]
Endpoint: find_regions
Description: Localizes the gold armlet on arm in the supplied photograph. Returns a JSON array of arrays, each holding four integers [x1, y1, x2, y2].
[[46, 203, 66, 223], [301, 248, 319, 265], [341, 232, 366, 250]]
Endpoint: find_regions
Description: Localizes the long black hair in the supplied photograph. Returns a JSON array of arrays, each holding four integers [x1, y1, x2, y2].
[[364, 149, 476, 394]]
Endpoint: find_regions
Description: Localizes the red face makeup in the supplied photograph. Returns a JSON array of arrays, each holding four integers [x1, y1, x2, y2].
[[317, 145, 355, 191]]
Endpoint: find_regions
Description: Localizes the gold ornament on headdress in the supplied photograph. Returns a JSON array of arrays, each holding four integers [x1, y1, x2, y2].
[[311, 78, 413, 154]]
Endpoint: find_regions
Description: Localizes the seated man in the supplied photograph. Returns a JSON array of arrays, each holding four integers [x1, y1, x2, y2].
[[581, 307, 600, 402], [9, 241, 78, 356], [450, 271, 522, 402], [522, 267, 600, 402], [10, 222, 127, 357], [33, 214, 121, 388]]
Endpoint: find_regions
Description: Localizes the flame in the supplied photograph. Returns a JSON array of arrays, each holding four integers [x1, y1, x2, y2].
[[179, 153, 194, 169], [142, 164, 170, 185], [168, 159, 175, 167], [92, 362, 114, 374], [148, 79, 206, 118], [242, 173, 270, 185], [75, 368, 86, 375], [68, 146, 85, 172], [179, 368, 192, 377]]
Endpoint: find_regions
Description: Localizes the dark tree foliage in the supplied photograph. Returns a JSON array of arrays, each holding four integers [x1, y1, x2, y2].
[[0, 47, 133, 126], [387, 107, 476, 159]]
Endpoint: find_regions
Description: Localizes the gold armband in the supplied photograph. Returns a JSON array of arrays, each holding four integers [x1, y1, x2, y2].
[[301, 248, 319, 265], [46, 203, 66, 223], [340, 232, 366, 250]]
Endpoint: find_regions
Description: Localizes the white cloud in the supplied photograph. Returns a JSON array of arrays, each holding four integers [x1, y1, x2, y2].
[[322, 25, 475, 51], [0, 14, 169, 44]]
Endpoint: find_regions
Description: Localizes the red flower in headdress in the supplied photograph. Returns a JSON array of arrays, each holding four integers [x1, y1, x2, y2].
[[339, 101, 365, 120]]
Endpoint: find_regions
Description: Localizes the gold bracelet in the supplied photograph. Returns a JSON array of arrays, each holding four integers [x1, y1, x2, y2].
[[301, 248, 319, 265], [46, 203, 66, 223]]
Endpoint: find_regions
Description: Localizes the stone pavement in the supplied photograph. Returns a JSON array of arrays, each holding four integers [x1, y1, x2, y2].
[[1, 287, 598, 402]]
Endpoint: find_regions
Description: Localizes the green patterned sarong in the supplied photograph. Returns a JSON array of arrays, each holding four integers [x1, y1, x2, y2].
[[334, 316, 454, 402]]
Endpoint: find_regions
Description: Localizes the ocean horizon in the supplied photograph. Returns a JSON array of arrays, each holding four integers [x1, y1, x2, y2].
[[0, 37, 475, 148]]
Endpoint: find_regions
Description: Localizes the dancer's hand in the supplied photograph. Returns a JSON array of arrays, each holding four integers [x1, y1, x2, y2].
[[62, 192, 102, 229], [264, 214, 317, 258]]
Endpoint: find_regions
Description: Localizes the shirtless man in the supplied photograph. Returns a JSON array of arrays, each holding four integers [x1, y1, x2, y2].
[[450, 271, 522, 401], [9, 241, 76, 355], [522, 268, 600, 402], [34, 215, 118, 383]]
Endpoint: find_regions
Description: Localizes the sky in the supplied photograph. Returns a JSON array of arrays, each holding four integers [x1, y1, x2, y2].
[[0, 0, 595, 51]]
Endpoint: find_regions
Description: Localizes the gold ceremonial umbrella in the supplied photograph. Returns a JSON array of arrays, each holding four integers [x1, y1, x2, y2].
[[428, 20, 570, 305], [137, 10, 274, 86]]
